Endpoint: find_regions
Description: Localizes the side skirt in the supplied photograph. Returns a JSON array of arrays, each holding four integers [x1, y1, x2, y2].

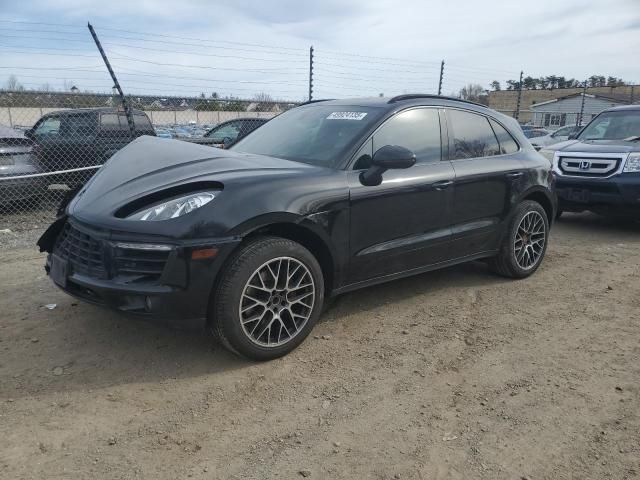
[[331, 250, 499, 296]]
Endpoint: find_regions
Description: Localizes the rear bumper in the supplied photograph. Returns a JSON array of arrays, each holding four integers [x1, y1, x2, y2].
[[556, 174, 640, 215], [42, 218, 241, 326]]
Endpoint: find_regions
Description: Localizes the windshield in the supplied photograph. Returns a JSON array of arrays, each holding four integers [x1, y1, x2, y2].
[[231, 105, 384, 167], [579, 110, 640, 140]]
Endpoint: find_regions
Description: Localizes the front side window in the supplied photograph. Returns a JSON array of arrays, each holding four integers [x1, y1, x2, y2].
[[34, 117, 61, 135], [372, 108, 441, 164], [579, 110, 640, 140], [60, 114, 97, 137], [207, 121, 242, 142], [448, 109, 501, 159]]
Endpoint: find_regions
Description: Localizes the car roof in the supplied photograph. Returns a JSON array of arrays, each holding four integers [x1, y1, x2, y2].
[[298, 95, 516, 126], [602, 104, 640, 112], [42, 107, 147, 116]]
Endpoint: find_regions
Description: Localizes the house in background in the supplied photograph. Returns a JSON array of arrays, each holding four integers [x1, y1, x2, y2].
[[529, 93, 628, 129]]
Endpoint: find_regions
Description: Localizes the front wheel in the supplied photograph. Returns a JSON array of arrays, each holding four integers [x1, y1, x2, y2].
[[210, 237, 324, 360], [489, 200, 549, 278]]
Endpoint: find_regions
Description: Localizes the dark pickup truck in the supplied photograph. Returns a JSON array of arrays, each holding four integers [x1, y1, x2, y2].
[[539, 105, 640, 219], [26, 107, 155, 187]]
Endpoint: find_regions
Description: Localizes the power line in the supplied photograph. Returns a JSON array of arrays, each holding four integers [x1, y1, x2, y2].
[[108, 51, 307, 73], [16, 80, 301, 97]]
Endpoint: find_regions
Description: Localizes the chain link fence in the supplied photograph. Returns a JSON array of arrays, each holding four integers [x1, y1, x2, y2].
[[0, 91, 291, 245]]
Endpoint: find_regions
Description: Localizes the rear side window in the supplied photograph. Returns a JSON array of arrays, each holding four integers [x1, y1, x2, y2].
[[134, 114, 153, 131], [448, 109, 501, 159], [100, 114, 120, 129], [489, 118, 519, 154], [372, 108, 441, 164]]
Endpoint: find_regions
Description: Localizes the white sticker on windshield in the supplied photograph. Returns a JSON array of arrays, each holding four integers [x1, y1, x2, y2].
[[326, 112, 368, 121]]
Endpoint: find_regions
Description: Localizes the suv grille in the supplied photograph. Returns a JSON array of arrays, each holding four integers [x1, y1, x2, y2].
[[558, 155, 622, 177], [54, 222, 107, 279], [53, 222, 170, 281]]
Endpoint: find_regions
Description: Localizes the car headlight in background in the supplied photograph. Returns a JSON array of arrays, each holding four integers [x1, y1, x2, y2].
[[623, 153, 640, 173], [127, 191, 218, 221], [539, 149, 555, 164]]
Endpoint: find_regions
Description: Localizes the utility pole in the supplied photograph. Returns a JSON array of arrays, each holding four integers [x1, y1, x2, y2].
[[88, 22, 135, 136], [515, 70, 524, 122], [577, 80, 587, 126], [308, 46, 314, 101], [437, 60, 445, 96]]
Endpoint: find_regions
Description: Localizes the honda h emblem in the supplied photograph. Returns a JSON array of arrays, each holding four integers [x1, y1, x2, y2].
[[579, 160, 591, 170]]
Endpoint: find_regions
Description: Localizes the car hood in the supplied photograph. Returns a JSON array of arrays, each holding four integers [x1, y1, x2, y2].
[[68, 135, 326, 221], [545, 139, 640, 154]]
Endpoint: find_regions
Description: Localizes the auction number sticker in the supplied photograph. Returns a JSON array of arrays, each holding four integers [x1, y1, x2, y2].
[[326, 112, 368, 120]]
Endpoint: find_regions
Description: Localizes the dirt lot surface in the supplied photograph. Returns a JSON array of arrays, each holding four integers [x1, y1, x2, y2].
[[1, 213, 639, 480]]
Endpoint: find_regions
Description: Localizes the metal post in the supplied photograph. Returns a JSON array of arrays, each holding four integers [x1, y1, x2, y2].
[[577, 80, 587, 126], [87, 23, 135, 137], [631, 85, 635, 104], [308, 46, 314, 101], [437, 60, 445, 96], [515, 70, 524, 121], [7, 107, 12, 128]]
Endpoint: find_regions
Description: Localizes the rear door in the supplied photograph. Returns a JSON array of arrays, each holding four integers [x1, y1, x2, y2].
[[346, 107, 456, 284], [444, 108, 525, 257]]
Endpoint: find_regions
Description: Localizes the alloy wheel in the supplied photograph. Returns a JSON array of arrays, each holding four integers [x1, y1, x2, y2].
[[514, 211, 546, 270], [239, 257, 315, 347]]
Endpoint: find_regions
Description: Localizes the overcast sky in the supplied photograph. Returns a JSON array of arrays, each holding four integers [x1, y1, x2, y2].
[[1, 0, 639, 100]]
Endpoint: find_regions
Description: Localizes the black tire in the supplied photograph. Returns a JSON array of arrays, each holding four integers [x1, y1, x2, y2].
[[489, 200, 549, 279], [210, 236, 324, 361]]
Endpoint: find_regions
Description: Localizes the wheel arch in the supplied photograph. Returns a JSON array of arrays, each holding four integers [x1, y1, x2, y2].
[[226, 214, 339, 296], [519, 187, 556, 225]]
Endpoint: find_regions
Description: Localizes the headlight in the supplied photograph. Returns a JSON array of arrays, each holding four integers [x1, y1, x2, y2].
[[623, 153, 640, 173], [127, 191, 218, 221], [539, 149, 555, 163]]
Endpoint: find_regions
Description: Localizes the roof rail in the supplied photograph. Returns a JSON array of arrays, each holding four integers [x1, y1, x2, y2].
[[387, 93, 485, 107], [297, 98, 334, 106]]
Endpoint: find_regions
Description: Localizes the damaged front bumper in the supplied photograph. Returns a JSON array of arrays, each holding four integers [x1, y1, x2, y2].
[[38, 216, 240, 326]]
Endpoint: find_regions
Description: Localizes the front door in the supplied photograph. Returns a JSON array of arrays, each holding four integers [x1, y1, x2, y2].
[[347, 107, 456, 285]]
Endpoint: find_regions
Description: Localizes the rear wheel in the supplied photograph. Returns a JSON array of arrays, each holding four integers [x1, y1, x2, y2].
[[489, 200, 549, 278], [210, 237, 324, 360]]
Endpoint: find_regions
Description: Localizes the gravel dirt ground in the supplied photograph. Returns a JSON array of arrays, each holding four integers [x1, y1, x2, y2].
[[1, 213, 639, 480]]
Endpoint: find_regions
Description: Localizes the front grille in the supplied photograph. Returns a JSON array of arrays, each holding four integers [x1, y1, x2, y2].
[[54, 222, 107, 279], [558, 156, 621, 178], [113, 248, 170, 280]]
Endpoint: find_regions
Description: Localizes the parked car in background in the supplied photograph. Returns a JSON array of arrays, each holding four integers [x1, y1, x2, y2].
[[539, 105, 640, 219], [0, 125, 45, 207], [26, 108, 156, 188], [530, 125, 582, 150], [39, 95, 555, 360], [521, 127, 550, 140], [186, 118, 269, 148]]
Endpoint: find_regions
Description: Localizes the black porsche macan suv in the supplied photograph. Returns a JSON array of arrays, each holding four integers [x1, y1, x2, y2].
[[38, 95, 556, 360]]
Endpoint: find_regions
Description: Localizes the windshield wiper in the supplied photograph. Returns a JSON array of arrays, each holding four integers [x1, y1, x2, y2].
[[623, 136, 640, 142]]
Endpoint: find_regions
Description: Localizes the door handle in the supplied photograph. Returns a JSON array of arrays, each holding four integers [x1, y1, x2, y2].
[[506, 172, 524, 179], [433, 180, 454, 190]]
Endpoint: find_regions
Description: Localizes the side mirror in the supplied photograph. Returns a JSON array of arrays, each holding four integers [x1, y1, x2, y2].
[[568, 132, 578, 140], [360, 145, 416, 187]]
